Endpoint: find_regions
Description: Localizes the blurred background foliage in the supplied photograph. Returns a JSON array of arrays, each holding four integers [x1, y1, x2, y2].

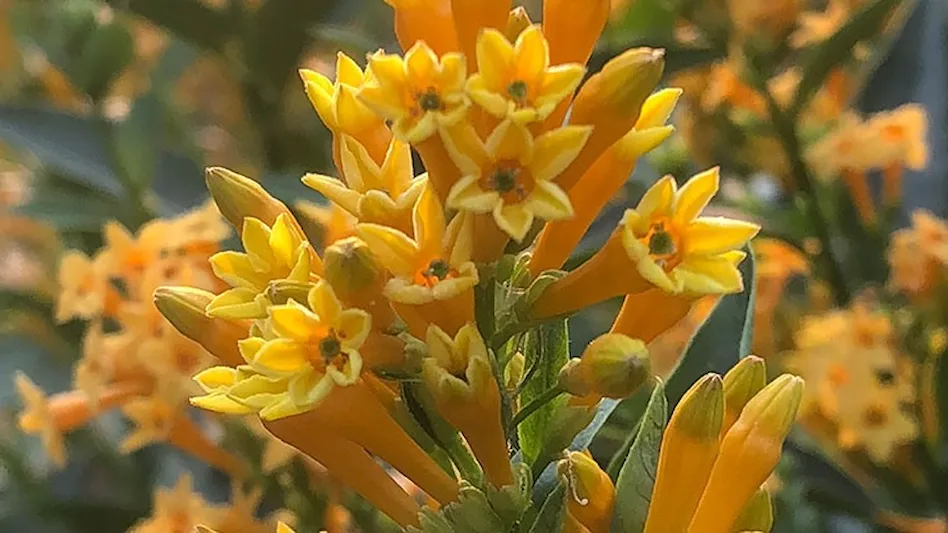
[[0, 0, 941, 531]]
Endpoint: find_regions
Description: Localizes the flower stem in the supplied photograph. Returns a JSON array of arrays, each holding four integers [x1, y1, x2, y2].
[[508, 385, 565, 431]]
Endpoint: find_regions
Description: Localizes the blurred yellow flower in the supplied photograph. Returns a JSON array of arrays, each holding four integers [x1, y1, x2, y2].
[[54, 250, 115, 323]]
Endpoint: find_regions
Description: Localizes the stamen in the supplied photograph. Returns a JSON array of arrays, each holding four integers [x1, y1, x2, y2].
[[647, 225, 676, 256], [319, 334, 342, 360], [417, 88, 443, 111], [507, 80, 528, 103], [489, 168, 519, 194], [425, 259, 451, 281]]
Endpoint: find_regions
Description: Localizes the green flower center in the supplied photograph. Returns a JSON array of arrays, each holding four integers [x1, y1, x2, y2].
[[507, 80, 528, 103], [319, 334, 342, 360], [647, 226, 676, 256], [490, 167, 519, 194], [425, 259, 451, 280], [417, 89, 443, 111]]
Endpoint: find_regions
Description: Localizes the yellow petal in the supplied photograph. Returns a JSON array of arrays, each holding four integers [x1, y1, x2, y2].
[[338, 309, 372, 348], [476, 28, 515, 90], [336, 51, 365, 86], [493, 202, 534, 242], [675, 255, 744, 295], [636, 175, 677, 222], [193, 366, 238, 392], [335, 85, 378, 135], [536, 64, 585, 108], [269, 214, 301, 268], [238, 337, 267, 364], [191, 393, 256, 415], [366, 51, 407, 91], [635, 88, 682, 129], [484, 120, 533, 163], [447, 174, 499, 212], [359, 83, 407, 120], [513, 24, 548, 84], [380, 138, 415, 195], [413, 185, 447, 256], [327, 350, 363, 385], [259, 394, 309, 420], [206, 287, 263, 319], [530, 126, 592, 182], [307, 280, 342, 324], [356, 223, 420, 278], [684, 217, 760, 256], [252, 338, 309, 374], [241, 217, 275, 271], [527, 180, 574, 220], [405, 41, 439, 80], [442, 122, 489, 176], [300, 69, 336, 128], [288, 366, 334, 406], [302, 174, 362, 215], [438, 52, 468, 92], [673, 167, 719, 225], [210, 251, 265, 289], [270, 300, 324, 342]]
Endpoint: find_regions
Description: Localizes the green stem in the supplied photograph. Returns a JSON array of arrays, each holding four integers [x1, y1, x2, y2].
[[750, 62, 852, 307], [508, 385, 564, 431], [442, 432, 484, 487]]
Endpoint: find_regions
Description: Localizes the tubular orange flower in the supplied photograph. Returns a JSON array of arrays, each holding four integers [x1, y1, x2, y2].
[[554, 48, 665, 191], [300, 53, 391, 167], [356, 185, 477, 337], [532, 168, 759, 319], [205, 167, 309, 241], [557, 450, 615, 533], [644, 374, 724, 533], [465, 25, 585, 124], [543, 0, 610, 66], [153, 286, 248, 367], [383, 0, 458, 55], [443, 119, 590, 242], [609, 288, 694, 343], [449, 0, 511, 70], [422, 323, 513, 487], [689, 374, 804, 533], [265, 416, 423, 527], [206, 214, 316, 319], [303, 136, 426, 236], [529, 88, 681, 275], [360, 42, 468, 144], [722, 355, 767, 433]]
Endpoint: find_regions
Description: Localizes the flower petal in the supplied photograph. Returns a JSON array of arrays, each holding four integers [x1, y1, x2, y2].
[[514, 25, 549, 84], [327, 350, 363, 385], [412, 184, 447, 257], [673, 167, 719, 225], [536, 64, 585, 109], [301, 174, 362, 215], [338, 309, 372, 348], [674, 254, 744, 295], [526, 180, 574, 220], [493, 202, 534, 242], [475, 29, 514, 89], [529, 125, 592, 182], [683, 217, 760, 256], [288, 366, 334, 406], [636, 175, 677, 221], [356, 223, 419, 278], [485, 120, 534, 163], [269, 300, 325, 342], [447, 174, 499, 212], [307, 280, 342, 324], [251, 338, 309, 374], [193, 366, 237, 393]]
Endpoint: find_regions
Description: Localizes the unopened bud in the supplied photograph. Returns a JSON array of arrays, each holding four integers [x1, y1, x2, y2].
[[205, 167, 303, 237], [673, 373, 725, 441], [738, 374, 804, 442], [722, 355, 767, 432], [504, 351, 525, 392], [266, 280, 314, 306], [504, 7, 532, 41], [732, 488, 773, 533], [557, 450, 616, 533], [558, 334, 651, 399], [153, 286, 247, 367], [324, 237, 387, 298]]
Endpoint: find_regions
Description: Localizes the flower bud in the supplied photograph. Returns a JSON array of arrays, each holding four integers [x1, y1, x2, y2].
[[205, 167, 304, 238], [557, 48, 665, 191], [153, 286, 247, 367], [645, 374, 724, 533], [688, 374, 804, 533], [504, 351, 525, 392], [558, 334, 651, 399], [323, 237, 387, 299], [557, 450, 616, 533], [731, 487, 773, 533], [722, 355, 767, 432]]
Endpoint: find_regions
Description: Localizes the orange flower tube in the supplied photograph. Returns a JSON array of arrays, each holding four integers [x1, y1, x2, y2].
[[609, 288, 694, 343], [384, 0, 459, 55], [450, 0, 511, 70]]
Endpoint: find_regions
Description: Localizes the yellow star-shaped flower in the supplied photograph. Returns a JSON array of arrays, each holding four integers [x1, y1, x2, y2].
[[359, 41, 469, 143], [303, 136, 427, 235], [466, 25, 585, 124], [206, 214, 316, 319], [443, 119, 590, 241]]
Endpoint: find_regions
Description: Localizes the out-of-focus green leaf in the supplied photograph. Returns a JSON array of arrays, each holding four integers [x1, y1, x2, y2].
[[0, 106, 123, 196], [518, 321, 569, 465], [75, 22, 134, 101], [664, 247, 755, 409], [112, 93, 162, 191], [790, 0, 902, 115], [104, 0, 234, 52], [610, 0, 680, 41], [16, 186, 127, 232], [611, 382, 666, 533], [525, 484, 566, 533]]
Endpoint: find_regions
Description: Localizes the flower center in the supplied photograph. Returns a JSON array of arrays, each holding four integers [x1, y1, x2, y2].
[[416, 88, 443, 112], [640, 220, 683, 270], [319, 334, 342, 360], [490, 167, 519, 194], [507, 80, 528, 104], [863, 405, 888, 427], [484, 161, 534, 204], [425, 259, 451, 280]]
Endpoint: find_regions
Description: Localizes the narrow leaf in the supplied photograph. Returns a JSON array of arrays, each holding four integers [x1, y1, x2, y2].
[[611, 382, 667, 533], [526, 484, 566, 533], [664, 247, 755, 410], [518, 321, 570, 465]]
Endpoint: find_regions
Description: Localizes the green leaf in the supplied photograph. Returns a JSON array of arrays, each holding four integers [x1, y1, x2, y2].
[[75, 22, 134, 101], [16, 188, 125, 232], [611, 382, 667, 533], [104, 0, 234, 52], [664, 247, 756, 410], [610, 0, 679, 41], [525, 484, 566, 533], [518, 320, 570, 465], [790, 0, 902, 115], [112, 92, 162, 190], [0, 106, 123, 196]]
